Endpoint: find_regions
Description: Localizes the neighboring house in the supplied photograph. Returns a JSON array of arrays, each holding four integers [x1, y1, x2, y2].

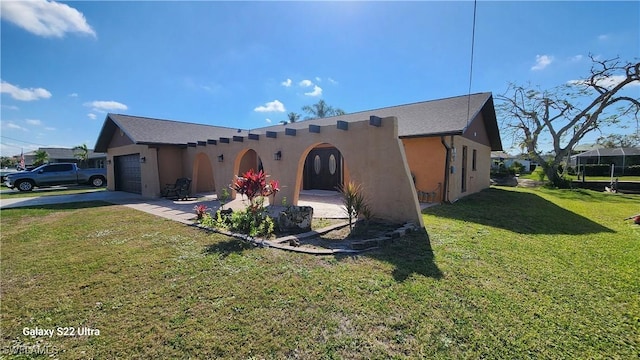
[[24, 147, 106, 168], [491, 151, 535, 173], [94, 92, 502, 225], [570, 147, 640, 174]]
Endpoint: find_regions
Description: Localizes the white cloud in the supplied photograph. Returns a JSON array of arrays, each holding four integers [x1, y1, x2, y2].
[[304, 85, 323, 97], [87, 113, 97, 120], [5, 122, 28, 131], [1, 104, 19, 111], [281, 79, 292, 87], [45, 126, 56, 131], [265, 118, 272, 123], [328, 77, 338, 85], [315, 77, 322, 82], [69, 93, 78, 97], [0, 0, 96, 38], [531, 55, 553, 71], [254, 100, 285, 113], [84, 100, 128, 112], [1, 80, 52, 101], [570, 55, 584, 62], [598, 34, 609, 41], [26, 119, 42, 126], [568, 75, 640, 89], [299, 79, 313, 87]]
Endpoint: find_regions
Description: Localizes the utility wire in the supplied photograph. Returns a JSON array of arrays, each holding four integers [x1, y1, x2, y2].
[[466, 0, 477, 126], [0, 135, 49, 147]]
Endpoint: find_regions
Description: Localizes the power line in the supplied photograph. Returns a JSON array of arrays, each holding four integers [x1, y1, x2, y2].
[[466, 0, 478, 126], [0, 135, 49, 147]]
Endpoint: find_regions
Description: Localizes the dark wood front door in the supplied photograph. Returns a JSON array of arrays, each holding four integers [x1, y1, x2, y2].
[[304, 148, 342, 190]]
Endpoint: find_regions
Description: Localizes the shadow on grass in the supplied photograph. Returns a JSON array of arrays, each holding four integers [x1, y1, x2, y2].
[[203, 237, 255, 257], [424, 188, 614, 235], [0, 201, 114, 212], [353, 230, 443, 282]]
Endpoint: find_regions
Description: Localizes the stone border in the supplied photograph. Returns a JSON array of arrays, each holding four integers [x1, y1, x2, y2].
[[193, 221, 423, 255]]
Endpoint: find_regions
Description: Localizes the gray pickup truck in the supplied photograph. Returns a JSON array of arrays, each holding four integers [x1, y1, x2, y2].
[[4, 163, 107, 191]]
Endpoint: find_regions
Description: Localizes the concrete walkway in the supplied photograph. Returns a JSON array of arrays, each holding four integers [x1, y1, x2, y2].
[[0, 189, 348, 224], [0, 188, 437, 224]]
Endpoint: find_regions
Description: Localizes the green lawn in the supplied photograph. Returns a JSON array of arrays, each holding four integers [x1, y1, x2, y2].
[[0, 186, 105, 200], [1, 187, 638, 358]]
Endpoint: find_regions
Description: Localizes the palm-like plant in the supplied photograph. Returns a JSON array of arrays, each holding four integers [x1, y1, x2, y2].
[[302, 100, 345, 119], [280, 112, 301, 125], [33, 150, 48, 166], [73, 143, 89, 168]]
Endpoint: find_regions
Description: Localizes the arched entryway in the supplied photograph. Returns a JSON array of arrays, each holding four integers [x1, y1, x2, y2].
[[302, 143, 344, 191], [192, 152, 215, 193], [235, 149, 264, 176]]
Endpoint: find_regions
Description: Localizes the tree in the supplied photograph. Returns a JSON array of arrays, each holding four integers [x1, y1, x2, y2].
[[301, 99, 345, 119], [497, 56, 639, 187], [33, 150, 48, 166], [596, 133, 640, 148], [1, 156, 17, 168], [280, 112, 301, 125], [73, 143, 89, 168]]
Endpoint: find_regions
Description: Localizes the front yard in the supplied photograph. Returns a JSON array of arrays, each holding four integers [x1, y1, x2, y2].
[[1, 187, 638, 358]]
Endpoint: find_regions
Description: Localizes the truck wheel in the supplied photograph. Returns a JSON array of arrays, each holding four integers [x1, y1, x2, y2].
[[17, 180, 34, 192], [91, 176, 106, 187]]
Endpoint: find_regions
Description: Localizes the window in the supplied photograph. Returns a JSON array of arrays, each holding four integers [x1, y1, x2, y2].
[[472, 149, 477, 171]]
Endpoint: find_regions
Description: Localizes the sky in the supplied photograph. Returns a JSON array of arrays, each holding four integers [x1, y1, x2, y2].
[[1, 0, 639, 157]]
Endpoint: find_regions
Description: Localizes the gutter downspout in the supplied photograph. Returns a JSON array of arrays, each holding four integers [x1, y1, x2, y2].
[[441, 135, 452, 203]]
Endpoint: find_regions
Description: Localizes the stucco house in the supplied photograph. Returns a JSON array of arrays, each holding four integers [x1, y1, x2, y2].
[[94, 92, 502, 226]]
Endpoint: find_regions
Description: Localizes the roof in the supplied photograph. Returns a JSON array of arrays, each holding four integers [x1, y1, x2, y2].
[[574, 147, 640, 157], [95, 92, 502, 152], [95, 115, 250, 152]]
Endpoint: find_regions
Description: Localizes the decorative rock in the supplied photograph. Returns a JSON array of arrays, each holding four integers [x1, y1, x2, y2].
[[277, 206, 313, 233]]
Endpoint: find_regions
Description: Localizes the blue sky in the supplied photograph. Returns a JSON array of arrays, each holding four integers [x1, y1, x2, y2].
[[1, 1, 638, 157]]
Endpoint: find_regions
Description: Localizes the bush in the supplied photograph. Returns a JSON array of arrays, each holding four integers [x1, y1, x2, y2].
[[509, 161, 525, 174]]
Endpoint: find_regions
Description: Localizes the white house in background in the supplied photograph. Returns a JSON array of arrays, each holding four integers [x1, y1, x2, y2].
[[491, 151, 535, 173]]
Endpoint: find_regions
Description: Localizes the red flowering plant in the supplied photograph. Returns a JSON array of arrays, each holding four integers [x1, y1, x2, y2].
[[193, 204, 210, 220], [226, 169, 280, 238], [231, 169, 280, 212]]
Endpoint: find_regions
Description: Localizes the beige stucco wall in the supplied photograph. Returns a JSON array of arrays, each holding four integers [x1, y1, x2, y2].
[[104, 143, 160, 198], [177, 117, 423, 225], [445, 135, 491, 203]]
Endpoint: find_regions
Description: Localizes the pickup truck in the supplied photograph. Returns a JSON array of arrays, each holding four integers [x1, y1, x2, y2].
[[4, 163, 107, 192]]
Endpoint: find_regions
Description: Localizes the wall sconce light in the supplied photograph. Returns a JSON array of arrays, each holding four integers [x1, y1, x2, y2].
[[274, 151, 282, 161], [140, 156, 146, 163], [217, 154, 224, 162], [107, 159, 112, 165]]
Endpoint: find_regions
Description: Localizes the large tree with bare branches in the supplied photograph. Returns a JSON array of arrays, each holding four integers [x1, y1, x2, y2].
[[497, 56, 640, 187]]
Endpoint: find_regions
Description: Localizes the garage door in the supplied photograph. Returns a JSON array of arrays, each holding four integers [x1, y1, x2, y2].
[[114, 154, 141, 194]]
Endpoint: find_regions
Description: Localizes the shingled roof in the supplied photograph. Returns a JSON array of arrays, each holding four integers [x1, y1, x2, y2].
[[95, 92, 501, 152], [95, 115, 250, 152]]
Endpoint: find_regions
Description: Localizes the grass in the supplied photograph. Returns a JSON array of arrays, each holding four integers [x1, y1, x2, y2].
[[0, 186, 105, 199], [1, 187, 638, 358]]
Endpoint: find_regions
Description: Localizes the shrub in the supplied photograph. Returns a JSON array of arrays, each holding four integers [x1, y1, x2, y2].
[[338, 181, 373, 232]]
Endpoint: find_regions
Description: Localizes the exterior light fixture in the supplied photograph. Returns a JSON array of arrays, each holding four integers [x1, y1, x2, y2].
[[274, 151, 282, 161], [106, 159, 112, 165], [140, 156, 146, 163], [218, 154, 224, 162]]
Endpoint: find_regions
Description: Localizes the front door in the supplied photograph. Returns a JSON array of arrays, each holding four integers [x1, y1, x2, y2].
[[304, 148, 342, 190]]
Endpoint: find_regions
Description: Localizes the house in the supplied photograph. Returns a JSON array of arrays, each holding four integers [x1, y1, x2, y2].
[[24, 147, 106, 168], [94, 92, 502, 225], [491, 151, 536, 173], [570, 147, 640, 175]]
